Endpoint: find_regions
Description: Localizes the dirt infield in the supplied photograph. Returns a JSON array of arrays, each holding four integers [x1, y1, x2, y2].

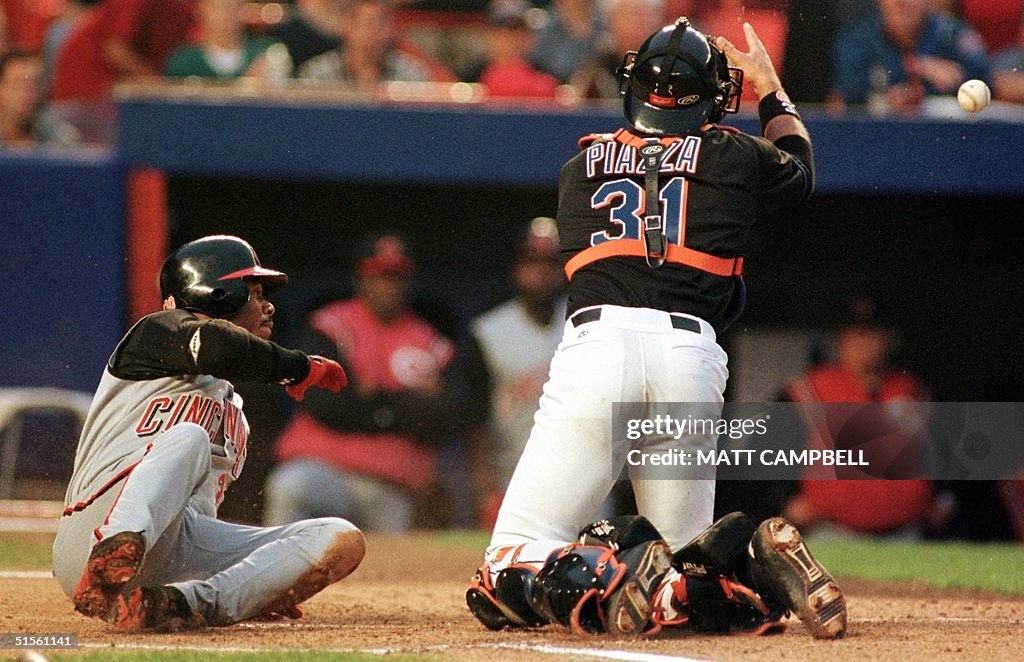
[[5, 533, 1024, 661]]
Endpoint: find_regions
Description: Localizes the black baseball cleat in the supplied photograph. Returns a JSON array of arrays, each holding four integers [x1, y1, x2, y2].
[[604, 539, 673, 636], [72, 531, 146, 619], [747, 518, 847, 639]]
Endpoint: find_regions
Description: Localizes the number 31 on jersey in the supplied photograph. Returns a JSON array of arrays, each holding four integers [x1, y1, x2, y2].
[[590, 177, 688, 247]]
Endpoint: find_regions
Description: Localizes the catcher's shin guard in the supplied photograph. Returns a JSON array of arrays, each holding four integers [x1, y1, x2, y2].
[[747, 517, 847, 639], [603, 539, 673, 636], [467, 565, 548, 630], [672, 511, 756, 579], [528, 538, 673, 636], [72, 531, 146, 618], [651, 568, 786, 635]]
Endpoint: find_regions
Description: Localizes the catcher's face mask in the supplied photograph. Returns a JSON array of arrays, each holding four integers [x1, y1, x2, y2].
[[618, 17, 743, 135]]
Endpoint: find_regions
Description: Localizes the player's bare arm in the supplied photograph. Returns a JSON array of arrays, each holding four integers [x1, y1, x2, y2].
[[715, 23, 809, 145]]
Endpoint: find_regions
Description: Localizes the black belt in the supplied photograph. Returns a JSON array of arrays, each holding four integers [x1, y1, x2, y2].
[[569, 308, 701, 334]]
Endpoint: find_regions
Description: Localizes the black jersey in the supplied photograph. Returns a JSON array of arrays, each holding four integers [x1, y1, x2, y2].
[[557, 127, 812, 332]]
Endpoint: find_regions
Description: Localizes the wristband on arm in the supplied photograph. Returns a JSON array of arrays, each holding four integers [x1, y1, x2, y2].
[[758, 90, 801, 132]]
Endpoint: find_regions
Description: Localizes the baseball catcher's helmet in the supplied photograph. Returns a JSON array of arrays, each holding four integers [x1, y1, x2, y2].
[[159, 235, 287, 318], [618, 17, 742, 136]]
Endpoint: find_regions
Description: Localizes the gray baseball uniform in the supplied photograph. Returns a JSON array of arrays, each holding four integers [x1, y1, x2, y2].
[[52, 309, 359, 625]]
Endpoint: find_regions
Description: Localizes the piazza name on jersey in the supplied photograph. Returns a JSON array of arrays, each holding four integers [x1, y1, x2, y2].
[[585, 135, 702, 179]]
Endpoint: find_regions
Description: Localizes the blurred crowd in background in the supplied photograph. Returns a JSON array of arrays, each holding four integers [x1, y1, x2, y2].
[[3, 0, 1024, 147]]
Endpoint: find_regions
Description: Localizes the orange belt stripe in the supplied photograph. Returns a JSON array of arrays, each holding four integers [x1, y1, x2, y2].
[[564, 239, 744, 280]]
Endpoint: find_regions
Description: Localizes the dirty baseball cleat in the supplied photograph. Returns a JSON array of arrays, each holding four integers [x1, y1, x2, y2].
[[72, 531, 146, 618], [106, 585, 203, 631], [747, 517, 847, 639], [604, 539, 673, 636]]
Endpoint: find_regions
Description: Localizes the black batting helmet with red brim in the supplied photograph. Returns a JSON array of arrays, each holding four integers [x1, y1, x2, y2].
[[161, 235, 288, 318]]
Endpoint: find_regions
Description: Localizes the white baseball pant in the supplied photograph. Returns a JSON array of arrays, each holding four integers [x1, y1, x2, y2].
[[52, 423, 362, 625], [488, 304, 728, 559]]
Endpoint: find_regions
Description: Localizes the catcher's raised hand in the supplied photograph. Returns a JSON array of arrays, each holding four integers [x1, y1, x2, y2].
[[715, 22, 782, 100]]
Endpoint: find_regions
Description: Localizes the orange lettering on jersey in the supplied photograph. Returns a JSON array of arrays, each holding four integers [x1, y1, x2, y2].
[[222, 400, 248, 478], [222, 402, 238, 442], [214, 473, 228, 505], [182, 396, 212, 427], [166, 394, 191, 428], [135, 393, 230, 440], [135, 397, 173, 436], [204, 402, 224, 439]]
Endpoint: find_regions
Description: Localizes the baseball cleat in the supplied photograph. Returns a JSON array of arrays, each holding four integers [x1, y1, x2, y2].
[[72, 531, 146, 618], [604, 539, 673, 636], [748, 517, 847, 639], [106, 585, 202, 631]]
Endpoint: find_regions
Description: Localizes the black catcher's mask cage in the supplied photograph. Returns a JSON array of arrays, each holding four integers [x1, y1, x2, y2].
[[617, 17, 743, 135]]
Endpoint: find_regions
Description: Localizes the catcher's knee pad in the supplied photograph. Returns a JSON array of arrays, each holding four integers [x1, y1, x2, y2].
[[467, 564, 548, 630], [672, 511, 756, 579]]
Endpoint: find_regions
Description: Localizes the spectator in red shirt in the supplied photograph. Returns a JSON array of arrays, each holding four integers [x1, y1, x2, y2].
[[264, 234, 460, 532], [782, 297, 944, 537], [478, 0, 560, 100], [48, 0, 196, 143], [959, 0, 1024, 53], [0, 0, 53, 53]]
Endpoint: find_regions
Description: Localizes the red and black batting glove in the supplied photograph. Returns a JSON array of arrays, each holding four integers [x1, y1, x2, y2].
[[286, 356, 348, 401]]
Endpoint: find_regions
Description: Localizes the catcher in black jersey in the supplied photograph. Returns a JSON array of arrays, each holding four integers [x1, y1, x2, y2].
[[468, 20, 847, 640], [52, 235, 363, 630]]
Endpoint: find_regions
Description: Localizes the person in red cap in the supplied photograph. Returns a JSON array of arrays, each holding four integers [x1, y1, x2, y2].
[[265, 233, 458, 532]]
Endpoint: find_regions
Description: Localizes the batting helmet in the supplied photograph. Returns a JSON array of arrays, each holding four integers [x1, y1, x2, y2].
[[618, 17, 742, 136], [159, 235, 288, 318]]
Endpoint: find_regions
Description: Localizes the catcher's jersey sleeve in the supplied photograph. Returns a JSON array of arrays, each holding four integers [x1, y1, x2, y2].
[[109, 309, 310, 384]]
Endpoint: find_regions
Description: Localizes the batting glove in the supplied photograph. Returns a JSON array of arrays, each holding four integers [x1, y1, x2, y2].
[[286, 356, 348, 401]]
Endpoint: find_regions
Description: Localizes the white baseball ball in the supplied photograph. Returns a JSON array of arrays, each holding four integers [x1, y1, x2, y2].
[[957, 79, 991, 113]]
